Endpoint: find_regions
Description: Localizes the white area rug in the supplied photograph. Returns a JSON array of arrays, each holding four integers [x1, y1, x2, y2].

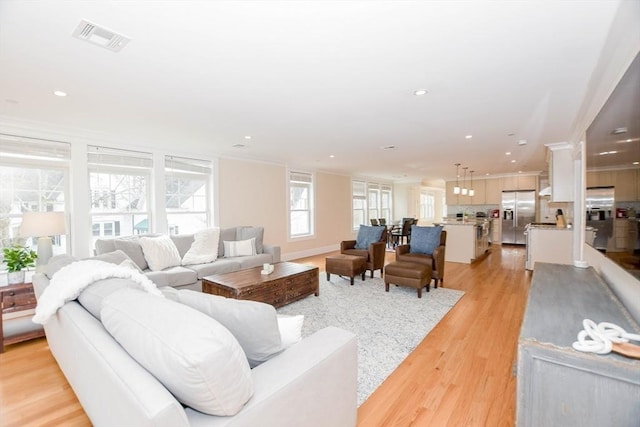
[[277, 275, 465, 405]]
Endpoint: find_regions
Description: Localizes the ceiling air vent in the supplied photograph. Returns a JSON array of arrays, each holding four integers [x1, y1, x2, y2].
[[72, 19, 131, 52]]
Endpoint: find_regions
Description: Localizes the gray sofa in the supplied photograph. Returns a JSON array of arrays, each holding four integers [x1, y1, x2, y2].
[[94, 226, 281, 291], [32, 271, 358, 427]]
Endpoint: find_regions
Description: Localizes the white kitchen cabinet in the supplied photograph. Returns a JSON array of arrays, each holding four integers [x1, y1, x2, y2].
[[613, 218, 629, 252], [491, 218, 502, 244], [485, 178, 502, 204], [546, 142, 574, 202]]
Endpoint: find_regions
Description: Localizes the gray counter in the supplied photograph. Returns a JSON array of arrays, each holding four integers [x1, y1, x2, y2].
[[517, 263, 640, 426]]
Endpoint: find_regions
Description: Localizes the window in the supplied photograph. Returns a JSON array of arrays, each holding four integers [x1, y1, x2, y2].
[[352, 179, 393, 229], [165, 155, 212, 235], [380, 184, 392, 222], [420, 191, 436, 220], [289, 171, 314, 238], [88, 146, 151, 242], [367, 183, 379, 221], [0, 135, 69, 254], [352, 180, 366, 229]]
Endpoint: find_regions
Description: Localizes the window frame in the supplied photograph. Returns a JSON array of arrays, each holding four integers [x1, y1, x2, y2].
[[164, 155, 213, 235], [0, 135, 70, 253], [87, 146, 152, 240], [288, 170, 315, 239], [352, 178, 393, 230]]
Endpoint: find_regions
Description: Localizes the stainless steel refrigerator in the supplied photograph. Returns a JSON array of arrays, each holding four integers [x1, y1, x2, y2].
[[502, 190, 535, 244]]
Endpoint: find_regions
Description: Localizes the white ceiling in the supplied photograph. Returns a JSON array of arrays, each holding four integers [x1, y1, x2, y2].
[[0, 0, 631, 183]]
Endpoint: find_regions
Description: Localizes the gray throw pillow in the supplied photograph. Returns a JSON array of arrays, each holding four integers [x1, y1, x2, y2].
[[355, 225, 384, 249], [91, 249, 132, 266], [101, 288, 254, 416], [177, 289, 283, 368], [77, 278, 137, 319], [409, 225, 443, 255], [169, 234, 195, 259], [45, 254, 77, 279], [218, 227, 237, 257], [237, 226, 264, 254], [114, 239, 148, 270]]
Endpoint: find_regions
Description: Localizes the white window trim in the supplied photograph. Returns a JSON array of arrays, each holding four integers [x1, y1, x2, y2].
[[351, 178, 393, 230], [287, 169, 315, 240]]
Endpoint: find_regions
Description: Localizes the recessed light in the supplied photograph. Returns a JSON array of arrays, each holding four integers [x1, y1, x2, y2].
[[465, 135, 473, 139], [633, 161, 639, 165], [518, 139, 528, 145], [518, 170, 523, 173], [244, 135, 252, 140], [413, 89, 427, 96], [53, 90, 67, 97], [232, 144, 246, 148], [329, 154, 335, 158], [612, 127, 628, 135], [485, 173, 490, 176], [506, 152, 511, 156], [511, 160, 516, 163], [381, 145, 396, 150]]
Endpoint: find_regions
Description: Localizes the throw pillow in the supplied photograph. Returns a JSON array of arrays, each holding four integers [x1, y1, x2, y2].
[[409, 225, 443, 255], [224, 238, 256, 257], [77, 277, 138, 320], [237, 226, 264, 254], [277, 314, 304, 349], [91, 249, 131, 265], [101, 288, 254, 416], [355, 225, 385, 249], [119, 258, 143, 273], [44, 254, 77, 279], [177, 289, 283, 368], [182, 228, 220, 265], [139, 236, 182, 271], [113, 239, 148, 270], [218, 227, 237, 258]]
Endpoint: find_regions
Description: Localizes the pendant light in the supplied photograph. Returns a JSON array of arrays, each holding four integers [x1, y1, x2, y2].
[[469, 170, 475, 197], [453, 163, 461, 195], [461, 167, 468, 195]]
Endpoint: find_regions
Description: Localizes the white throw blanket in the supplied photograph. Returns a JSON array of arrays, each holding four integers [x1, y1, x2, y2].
[[33, 259, 163, 325]]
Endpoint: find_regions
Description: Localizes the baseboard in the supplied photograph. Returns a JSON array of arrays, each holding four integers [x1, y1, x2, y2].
[[282, 244, 339, 261]]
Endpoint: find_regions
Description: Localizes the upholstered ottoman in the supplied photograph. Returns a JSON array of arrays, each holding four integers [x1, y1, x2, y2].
[[325, 254, 367, 286], [384, 261, 433, 298]]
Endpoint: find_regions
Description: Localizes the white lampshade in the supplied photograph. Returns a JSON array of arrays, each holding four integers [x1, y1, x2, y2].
[[20, 212, 67, 266], [469, 189, 475, 197], [453, 186, 460, 195], [461, 188, 468, 196]]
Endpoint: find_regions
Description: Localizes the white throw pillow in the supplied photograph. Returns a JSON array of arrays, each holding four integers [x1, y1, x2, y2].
[[182, 228, 220, 265], [277, 314, 304, 349], [101, 288, 254, 416], [177, 289, 283, 367], [139, 235, 182, 271], [224, 237, 256, 257]]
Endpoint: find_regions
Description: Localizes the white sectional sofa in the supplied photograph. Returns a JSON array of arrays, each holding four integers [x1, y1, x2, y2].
[[32, 262, 358, 426], [94, 226, 281, 291]]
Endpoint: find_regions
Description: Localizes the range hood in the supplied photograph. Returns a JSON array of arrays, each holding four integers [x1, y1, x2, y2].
[[539, 186, 551, 196]]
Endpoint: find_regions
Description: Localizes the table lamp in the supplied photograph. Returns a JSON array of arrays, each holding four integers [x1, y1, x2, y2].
[[19, 212, 67, 267]]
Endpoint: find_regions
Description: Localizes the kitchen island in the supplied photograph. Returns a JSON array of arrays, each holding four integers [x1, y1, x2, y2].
[[434, 219, 490, 264], [524, 224, 573, 270]]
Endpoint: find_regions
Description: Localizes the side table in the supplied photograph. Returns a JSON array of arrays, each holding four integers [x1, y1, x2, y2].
[[0, 282, 45, 353]]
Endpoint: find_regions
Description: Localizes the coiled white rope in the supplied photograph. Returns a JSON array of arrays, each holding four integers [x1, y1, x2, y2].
[[572, 319, 640, 354]]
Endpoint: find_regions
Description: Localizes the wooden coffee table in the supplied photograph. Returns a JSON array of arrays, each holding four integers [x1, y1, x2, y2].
[[202, 262, 319, 308]]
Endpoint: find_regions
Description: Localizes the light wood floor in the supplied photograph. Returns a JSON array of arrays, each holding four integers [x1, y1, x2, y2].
[[0, 245, 530, 427]]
